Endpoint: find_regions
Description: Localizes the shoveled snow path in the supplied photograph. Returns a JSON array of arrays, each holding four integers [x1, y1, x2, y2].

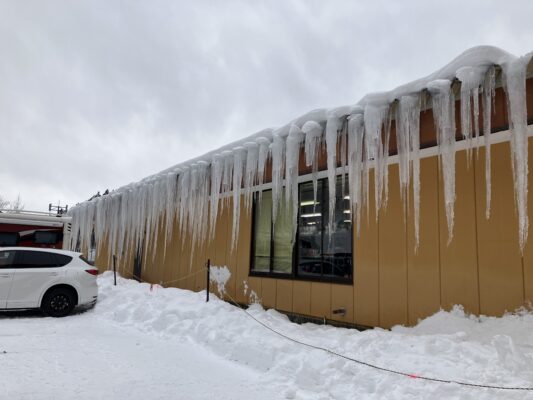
[[0, 312, 279, 400]]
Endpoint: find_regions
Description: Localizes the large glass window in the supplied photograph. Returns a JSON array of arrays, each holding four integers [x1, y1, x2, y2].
[[251, 176, 352, 283], [252, 191, 293, 274]]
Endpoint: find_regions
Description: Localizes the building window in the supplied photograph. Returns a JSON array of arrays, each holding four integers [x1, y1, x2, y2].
[[251, 176, 353, 283], [34, 231, 61, 245], [0, 232, 19, 246]]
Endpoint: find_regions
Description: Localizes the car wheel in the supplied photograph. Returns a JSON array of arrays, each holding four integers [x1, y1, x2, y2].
[[42, 288, 75, 317]]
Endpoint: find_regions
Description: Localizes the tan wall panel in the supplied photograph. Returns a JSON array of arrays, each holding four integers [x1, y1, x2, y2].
[[246, 276, 262, 305], [224, 200, 238, 301], [354, 175, 380, 327], [331, 284, 354, 323], [378, 164, 408, 328], [475, 142, 525, 315], [166, 223, 184, 289], [95, 239, 111, 271], [276, 279, 293, 312], [292, 281, 311, 315], [439, 150, 480, 314], [310, 282, 331, 320], [261, 278, 277, 308], [178, 230, 192, 290], [193, 236, 208, 292], [235, 199, 253, 304], [212, 202, 231, 298], [153, 218, 176, 287], [407, 156, 441, 325], [523, 137, 533, 303]]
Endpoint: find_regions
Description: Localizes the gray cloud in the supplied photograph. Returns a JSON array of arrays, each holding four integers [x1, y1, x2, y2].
[[1, 0, 532, 210]]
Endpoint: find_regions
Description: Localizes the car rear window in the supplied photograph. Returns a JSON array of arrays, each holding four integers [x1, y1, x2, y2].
[[53, 254, 73, 266], [14, 251, 72, 268], [79, 255, 94, 266]]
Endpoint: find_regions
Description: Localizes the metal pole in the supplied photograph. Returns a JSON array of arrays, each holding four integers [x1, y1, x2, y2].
[[206, 258, 210, 302], [113, 255, 117, 286]]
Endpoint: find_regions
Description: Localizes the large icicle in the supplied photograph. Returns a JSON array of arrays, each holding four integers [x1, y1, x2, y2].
[[177, 168, 191, 242], [339, 121, 348, 198], [190, 161, 210, 254], [302, 120, 323, 205], [363, 103, 390, 217], [271, 133, 286, 222], [456, 66, 488, 166], [243, 142, 259, 213], [325, 115, 342, 231], [256, 137, 271, 205], [209, 154, 223, 240], [427, 79, 456, 243], [502, 55, 531, 252], [163, 171, 177, 259], [285, 124, 303, 240], [396, 94, 421, 249], [231, 147, 246, 250], [347, 113, 365, 233], [482, 66, 496, 219], [221, 150, 234, 208]]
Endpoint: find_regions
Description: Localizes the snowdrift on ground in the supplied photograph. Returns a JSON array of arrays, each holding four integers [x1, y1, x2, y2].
[[95, 272, 533, 400]]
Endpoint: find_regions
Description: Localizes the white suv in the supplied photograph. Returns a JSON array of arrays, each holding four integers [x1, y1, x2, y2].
[[0, 247, 98, 317]]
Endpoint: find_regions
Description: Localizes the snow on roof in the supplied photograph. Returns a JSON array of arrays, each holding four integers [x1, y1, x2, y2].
[[69, 46, 533, 260]]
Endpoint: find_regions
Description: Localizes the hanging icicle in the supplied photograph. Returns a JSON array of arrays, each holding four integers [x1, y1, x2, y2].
[[325, 115, 342, 231], [482, 66, 496, 219], [209, 154, 223, 240], [456, 65, 488, 166], [285, 124, 303, 240], [302, 120, 323, 205], [502, 55, 532, 253], [347, 113, 365, 234], [256, 136, 271, 205], [231, 147, 247, 250], [243, 142, 259, 213], [271, 133, 286, 222], [396, 94, 421, 249], [363, 103, 390, 218], [427, 79, 456, 243]]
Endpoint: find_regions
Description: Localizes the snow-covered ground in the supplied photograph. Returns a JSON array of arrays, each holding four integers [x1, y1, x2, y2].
[[2, 273, 533, 400]]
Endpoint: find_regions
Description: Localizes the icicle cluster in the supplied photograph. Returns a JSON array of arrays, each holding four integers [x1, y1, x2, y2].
[[396, 94, 421, 247], [68, 46, 532, 265]]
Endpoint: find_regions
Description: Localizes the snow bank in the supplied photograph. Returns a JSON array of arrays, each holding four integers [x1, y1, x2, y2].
[[96, 273, 533, 400]]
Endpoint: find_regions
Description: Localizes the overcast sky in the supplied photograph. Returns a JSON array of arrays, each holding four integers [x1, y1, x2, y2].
[[1, 0, 532, 212]]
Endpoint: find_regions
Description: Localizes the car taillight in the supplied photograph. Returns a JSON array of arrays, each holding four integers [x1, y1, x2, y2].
[[85, 269, 98, 276]]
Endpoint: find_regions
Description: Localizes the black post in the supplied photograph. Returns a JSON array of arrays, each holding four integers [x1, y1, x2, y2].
[[206, 258, 210, 302], [113, 255, 117, 286]]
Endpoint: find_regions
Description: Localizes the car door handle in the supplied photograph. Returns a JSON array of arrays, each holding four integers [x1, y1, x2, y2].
[[48, 272, 59, 276], [0, 274, 10, 278]]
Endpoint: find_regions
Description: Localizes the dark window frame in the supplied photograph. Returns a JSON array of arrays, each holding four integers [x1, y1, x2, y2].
[[249, 177, 353, 285], [34, 231, 61, 245], [0, 232, 19, 246]]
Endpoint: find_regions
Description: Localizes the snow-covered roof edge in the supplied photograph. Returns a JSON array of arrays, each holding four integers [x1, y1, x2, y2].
[[69, 46, 533, 261]]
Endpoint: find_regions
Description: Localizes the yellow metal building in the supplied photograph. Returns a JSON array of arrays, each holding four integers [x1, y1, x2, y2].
[[83, 50, 533, 329]]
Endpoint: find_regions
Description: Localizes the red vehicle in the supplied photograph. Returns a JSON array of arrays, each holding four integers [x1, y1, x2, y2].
[[0, 210, 71, 249]]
